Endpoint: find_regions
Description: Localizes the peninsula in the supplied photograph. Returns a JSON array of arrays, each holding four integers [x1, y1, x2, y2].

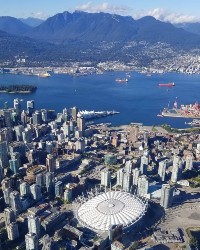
[[0, 84, 37, 93]]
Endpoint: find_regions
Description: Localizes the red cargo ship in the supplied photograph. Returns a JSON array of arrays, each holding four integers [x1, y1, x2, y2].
[[159, 82, 175, 87]]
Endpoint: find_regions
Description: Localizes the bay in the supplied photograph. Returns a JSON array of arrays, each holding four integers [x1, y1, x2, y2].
[[0, 71, 200, 128]]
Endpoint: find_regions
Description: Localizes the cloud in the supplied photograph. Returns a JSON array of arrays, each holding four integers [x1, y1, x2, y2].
[[31, 12, 49, 20], [76, 3, 200, 24], [75, 2, 131, 16], [134, 8, 200, 24]]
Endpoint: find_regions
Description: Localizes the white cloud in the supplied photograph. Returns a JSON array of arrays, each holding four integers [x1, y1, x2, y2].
[[31, 12, 49, 20], [76, 3, 200, 24], [134, 8, 200, 24], [75, 2, 131, 16]]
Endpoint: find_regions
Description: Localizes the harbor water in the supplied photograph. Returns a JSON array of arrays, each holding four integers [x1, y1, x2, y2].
[[0, 71, 200, 128]]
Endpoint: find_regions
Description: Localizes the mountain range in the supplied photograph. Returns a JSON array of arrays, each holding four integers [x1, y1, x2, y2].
[[1, 11, 200, 66]]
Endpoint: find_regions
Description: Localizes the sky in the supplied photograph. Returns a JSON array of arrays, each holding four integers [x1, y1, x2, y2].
[[1, 0, 200, 23]]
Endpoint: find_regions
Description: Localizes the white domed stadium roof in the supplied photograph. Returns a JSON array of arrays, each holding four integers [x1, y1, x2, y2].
[[77, 191, 147, 231]]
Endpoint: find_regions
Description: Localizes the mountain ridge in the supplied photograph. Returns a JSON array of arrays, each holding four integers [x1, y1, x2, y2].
[[1, 11, 200, 49]]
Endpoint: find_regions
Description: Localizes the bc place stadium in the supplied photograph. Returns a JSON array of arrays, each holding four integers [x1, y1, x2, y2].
[[73, 190, 148, 232]]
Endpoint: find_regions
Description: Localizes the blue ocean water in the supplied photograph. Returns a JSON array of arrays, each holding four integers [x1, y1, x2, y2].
[[0, 71, 200, 128]]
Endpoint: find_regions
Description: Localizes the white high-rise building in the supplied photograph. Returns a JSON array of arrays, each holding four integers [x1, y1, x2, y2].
[[160, 184, 174, 209], [30, 184, 42, 201], [137, 175, 149, 197], [158, 160, 167, 181], [101, 168, 111, 187], [10, 191, 22, 214], [25, 233, 38, 250], [116, 169, 124, 187], [20, 182, 30, 197], [124, 160, 132, 173], [132, 168, 140, 186], [185, 154, 193, 171], [28, 214, 40, 236], [122, 172, 132, 192], [4, 208, 15, 226], [171, 156, 183, 183], [7, 222, 19, 240]]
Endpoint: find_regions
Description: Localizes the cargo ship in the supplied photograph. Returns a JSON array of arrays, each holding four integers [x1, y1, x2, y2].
[[159, 82, 175, 87], [115, 78, 128, 83]]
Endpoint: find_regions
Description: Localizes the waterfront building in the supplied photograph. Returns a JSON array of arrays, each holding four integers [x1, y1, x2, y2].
[[55, 181, 63, 197], [21, 110, 27, 125], [46, 154, 56, 172], [128, 125, 139, 145], [101, 168, 111, 187], [27, 100, 35, 116], [7, 222, 19, 240], [116, 169, 124, 187], [185, 154, 193, 171], [20, 182, 30, 197], [0, 141, 8, 168], [10, 191, 22, 214], [25, 233, 38, 250], [41, 109, 48, 122], [160, 184, 174, 209], [14, 98, 21, 116], [4, 208, 15, 226], [28, 214, 40, 236], [71, 106, 78, 121], [158, 160, 167, 182], [137, 175, 149, 197], [30, 184, 42, 201], [132, 168, 140, 186], [140, 155, 148, 175], [122, 172, 132, 192]]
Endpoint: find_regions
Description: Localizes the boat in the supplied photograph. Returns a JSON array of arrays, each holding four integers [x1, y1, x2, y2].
[[159, 82, 175, 87], [157, 114, 164, 117], [39, 72, 51, 78], [115, 78, 128, 83]]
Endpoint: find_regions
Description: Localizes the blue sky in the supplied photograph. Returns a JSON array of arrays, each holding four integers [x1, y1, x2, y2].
[[1, 0, 200, 23]]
